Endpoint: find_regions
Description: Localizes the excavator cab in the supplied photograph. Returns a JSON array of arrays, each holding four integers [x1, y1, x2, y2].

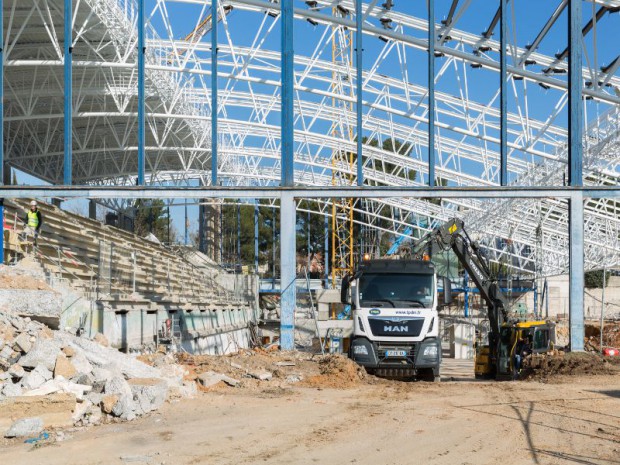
[[495, 321, 556, 380]]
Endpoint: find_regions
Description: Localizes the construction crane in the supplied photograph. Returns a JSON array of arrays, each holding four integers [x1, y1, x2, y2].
[[330, 4, 356, 287], [172, 5, 233, 61]]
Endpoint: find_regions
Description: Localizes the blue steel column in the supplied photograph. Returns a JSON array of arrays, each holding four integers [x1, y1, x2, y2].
[[568, 0, 582, 187], [254, 202, 259, 273], [356, 0, 363, 186], [211, 0, 218, 185], [499, 0, 508, 186], [137, 0, 145, 185], [280, 193, 296, 350], [569, 194, 584, 351], [280, 1, 295, 349], [324, 214, 329, 288], [64, 0, 72, 185], [427, 0, 435, 187], [568, 0, 584, 351]]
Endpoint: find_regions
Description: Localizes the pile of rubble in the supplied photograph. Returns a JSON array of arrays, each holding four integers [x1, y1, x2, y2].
[[0, 311, 195, 438], [521, 351, 620, 382]]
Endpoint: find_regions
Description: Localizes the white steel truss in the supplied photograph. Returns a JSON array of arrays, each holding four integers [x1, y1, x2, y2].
[[2, 0, 620, 277]]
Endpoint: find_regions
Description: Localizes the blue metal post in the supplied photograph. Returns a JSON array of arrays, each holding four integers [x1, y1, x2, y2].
[[211, 0, 218, 186], [356, 0, 363, 186], [533, 285, 538, 319], [254, 202, 259, 273], [184, 201, 189, 245], [500, 0, 508, 186], [272, 206, 276, 290], [64, 0, 73, 185], [569, 194, 584, 351], [280, 193, 296, 350], [281, 0, 294, 187], [137, 0, 145, 185], [307, 209, 311, 272], [324, 214, 329, 288], [428, 0, 435, 187], [568, 0, 582, 187]]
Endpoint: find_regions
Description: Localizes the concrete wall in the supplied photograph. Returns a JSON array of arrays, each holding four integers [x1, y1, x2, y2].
[[514, 274, 620, 320]]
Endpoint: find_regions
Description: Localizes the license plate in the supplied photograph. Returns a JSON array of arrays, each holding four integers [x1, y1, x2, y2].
[[385, 350, 407, 357]]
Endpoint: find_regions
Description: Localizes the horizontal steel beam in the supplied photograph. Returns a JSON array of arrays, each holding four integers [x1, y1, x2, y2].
[[0, 186, 618, 199]]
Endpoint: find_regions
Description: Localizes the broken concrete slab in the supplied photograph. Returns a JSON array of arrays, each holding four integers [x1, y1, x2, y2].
[[13, 333, 32, 354], [2, 382, 23, 397], [17, 339, 61, 371], [4, 417, 44, 438], [8, 363, 25, 379], [72, 400, 93, 422], [93, 333, 109, 347], [54, 354, 77, 379], [128, 378, 168, 415], [105, 376, 132, 397], [250, 371, 273, 381], [101, 394, 120, 414], [21, 369, 47, 391], [197, 371, 240, 388]]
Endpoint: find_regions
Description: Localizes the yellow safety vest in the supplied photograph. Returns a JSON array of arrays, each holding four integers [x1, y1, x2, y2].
[[27, 211, 39, 229]]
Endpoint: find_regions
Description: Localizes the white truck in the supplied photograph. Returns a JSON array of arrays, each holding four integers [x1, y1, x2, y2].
[[341, 259, 451, 381]]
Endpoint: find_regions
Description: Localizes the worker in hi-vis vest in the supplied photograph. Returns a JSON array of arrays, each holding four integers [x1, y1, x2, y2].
[[23, 200, 43, 246]]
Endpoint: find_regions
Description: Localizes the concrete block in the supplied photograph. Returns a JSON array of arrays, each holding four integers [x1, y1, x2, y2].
[[128, 378, 168, 415], [68, 351, 93, 375], [250, 371, 273, 381], [18, 339, 61, 371], [21, 369, 47, 391], [197, 371, 224, 387], [105, 376, 132, 397], [111, 395, 136, 420], [86, 392, 104, 407], [101, 394, 120, 414], [13, 333, 32, 353], [0, 345, 13, 360], [93, 333, 109, 347], [72, 400, 92, 422], [2, 382, 23, 397], [71, 373, 94, 386], [54, 355, 77, 379], [33, 364, 53, 381], [4, 417, 44, 438], [62, 346, 76, 358], [8, 364, 25, 379]]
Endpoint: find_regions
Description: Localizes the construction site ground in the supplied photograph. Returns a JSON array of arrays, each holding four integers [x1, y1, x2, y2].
[[2, 351, 620, 465]]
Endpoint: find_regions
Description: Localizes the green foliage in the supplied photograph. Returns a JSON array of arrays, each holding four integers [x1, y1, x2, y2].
[[584, 270, 611, 289], [133, 199, 174, 243]]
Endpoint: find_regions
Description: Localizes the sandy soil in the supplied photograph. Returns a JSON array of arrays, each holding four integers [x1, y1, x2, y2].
[[2, 357, 619, 465]]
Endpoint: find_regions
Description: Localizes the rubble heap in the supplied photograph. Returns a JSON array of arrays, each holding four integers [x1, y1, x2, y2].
[[0, 311, 195, 436]]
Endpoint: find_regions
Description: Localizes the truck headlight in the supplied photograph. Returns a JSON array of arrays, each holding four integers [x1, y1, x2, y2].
[[353, 345, 369, 355], [423, 346, 438, 358]]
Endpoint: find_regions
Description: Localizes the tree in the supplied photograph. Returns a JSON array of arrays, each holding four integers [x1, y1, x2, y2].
[[133, 199, 173, 243], [585, 270, 611, 289]]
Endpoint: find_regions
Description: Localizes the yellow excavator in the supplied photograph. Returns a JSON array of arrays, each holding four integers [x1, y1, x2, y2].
[[415, 218, 555, 380]]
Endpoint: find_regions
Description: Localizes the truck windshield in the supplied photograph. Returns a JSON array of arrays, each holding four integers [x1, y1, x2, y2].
[[358, 273, 434, 308]]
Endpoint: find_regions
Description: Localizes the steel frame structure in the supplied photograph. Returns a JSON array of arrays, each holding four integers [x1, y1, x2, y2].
[[0, 0, 619, 350]]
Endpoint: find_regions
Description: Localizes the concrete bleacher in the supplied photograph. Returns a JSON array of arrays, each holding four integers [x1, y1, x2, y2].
[[2, 199, 258, 354]]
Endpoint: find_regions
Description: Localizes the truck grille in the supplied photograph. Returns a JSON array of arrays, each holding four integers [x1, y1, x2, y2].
[[368, 317, 424, 337]]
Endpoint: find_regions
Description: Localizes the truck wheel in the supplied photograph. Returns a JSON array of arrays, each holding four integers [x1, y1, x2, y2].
[[417, 368, 435, 382]]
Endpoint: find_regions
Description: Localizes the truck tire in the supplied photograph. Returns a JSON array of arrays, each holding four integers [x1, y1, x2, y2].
[[417, 368, 436, 382]]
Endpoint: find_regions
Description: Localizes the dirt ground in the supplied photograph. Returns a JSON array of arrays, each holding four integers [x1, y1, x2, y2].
[[2, 355, 620, 465]]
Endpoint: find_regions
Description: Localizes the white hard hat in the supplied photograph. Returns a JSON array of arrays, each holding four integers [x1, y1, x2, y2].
[[30, 200, 37, 207]]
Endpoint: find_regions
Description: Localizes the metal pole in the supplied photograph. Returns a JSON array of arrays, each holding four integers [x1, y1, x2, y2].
[[254, 202, 259, 273], [568, 0, 583, 187], [307, 209, 311, 272], [272, 206, 276, 290], [324, 213, 329, 288], [569, 193, 584, 351], [463, 271, 469, 318], [600, 264, 606, 353], [132, 251, 136, 294], [545, 279, 549, 319], [428, 0, 435, 187], [281, 0, 294, 187], [219, 200, 223, 264], [356, 0, 363, 186], [184, 201, 188, 245], [500, 0, 508, 186], [64, 0, 73, 185], [137, 0, 145, 185], [211, 0, 218, 186], [280, 192, 296, 350]]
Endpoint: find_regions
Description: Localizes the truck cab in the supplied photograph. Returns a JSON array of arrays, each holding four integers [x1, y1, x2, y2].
[[343, 259, 448, 381]]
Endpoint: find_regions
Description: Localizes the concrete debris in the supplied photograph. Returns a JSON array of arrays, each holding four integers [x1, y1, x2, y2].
[[197, 371, 240, 388], [250, 371, 273, 381], [1, 310, 190, 430], [93, 333, 109, 347], [4, 417, 44, 438], [275, 361, 296, 367]]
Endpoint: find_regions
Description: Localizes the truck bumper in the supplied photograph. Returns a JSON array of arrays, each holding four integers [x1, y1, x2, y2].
[[349, 337, 441, 376]]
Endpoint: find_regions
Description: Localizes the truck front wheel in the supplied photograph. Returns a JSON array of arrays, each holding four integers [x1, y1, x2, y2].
[[417, 368, 439, 382]]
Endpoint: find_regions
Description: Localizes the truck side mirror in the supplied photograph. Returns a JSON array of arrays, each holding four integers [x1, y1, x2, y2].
[[341, 275, 351, 305], [443, 277, 452, 306]]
